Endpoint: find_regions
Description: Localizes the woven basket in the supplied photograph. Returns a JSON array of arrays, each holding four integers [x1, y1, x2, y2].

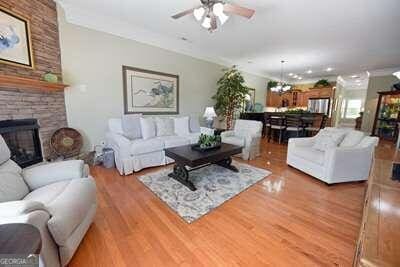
[[50, 127, 83, 158]]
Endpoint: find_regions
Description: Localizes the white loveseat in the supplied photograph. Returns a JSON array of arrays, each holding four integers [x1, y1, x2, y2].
[[0, 136, 97, 267], [106, 116, 212, 175], [221, 119, 263, 160], [287, 127, 379, 184]]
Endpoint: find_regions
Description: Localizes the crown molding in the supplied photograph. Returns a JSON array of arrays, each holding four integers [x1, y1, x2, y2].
[[56, 1, 271, 79], [368, 67, 400, 77]]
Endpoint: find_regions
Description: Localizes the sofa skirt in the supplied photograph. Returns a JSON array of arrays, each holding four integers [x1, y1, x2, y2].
[[116, 151, 166, 175]]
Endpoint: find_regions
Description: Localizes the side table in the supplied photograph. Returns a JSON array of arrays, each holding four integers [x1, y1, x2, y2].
[[0, 223, 41, 254]]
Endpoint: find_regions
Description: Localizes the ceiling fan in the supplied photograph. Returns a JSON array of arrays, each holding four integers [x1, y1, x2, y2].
[[171, 0, 255, 32]]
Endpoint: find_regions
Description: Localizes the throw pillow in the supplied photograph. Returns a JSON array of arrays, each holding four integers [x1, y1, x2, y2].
[[155, 118, 175, 136], [140, 117, 156, 140], [121, 114, 142, 140], [340, 130, 365, 147], [189, 116, 201, 133], [0, 172, 29, 203], [312, 130, 346, 152], [174, 117, 190, 136]]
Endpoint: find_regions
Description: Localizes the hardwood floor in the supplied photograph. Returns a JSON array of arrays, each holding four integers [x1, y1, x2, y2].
[[68, 140, 388, 267]]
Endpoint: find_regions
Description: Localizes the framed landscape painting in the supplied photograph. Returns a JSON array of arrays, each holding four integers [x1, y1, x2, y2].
[[123, 66, 179, 114], [0, 7, 34, 68]]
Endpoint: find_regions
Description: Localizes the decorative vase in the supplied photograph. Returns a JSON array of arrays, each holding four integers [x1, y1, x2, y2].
[[43, 72, 58, 83]]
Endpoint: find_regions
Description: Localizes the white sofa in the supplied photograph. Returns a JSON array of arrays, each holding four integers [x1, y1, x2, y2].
[[106, 116, 213, 175], [287, 127, 379, 184], [0, 135, 96, 267], [221, 119, 263, 160]]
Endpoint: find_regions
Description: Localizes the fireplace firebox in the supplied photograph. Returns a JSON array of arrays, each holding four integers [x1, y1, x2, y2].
[[0, 119, 43, 168]]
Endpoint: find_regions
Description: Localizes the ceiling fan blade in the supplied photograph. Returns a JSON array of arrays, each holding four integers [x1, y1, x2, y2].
[[171, 5, 201, 19], [224, 3, 255, 19], [210, 13, 217, 31]]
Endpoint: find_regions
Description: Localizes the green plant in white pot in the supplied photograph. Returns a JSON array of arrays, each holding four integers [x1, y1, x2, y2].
[[212, 66, 249, 130]]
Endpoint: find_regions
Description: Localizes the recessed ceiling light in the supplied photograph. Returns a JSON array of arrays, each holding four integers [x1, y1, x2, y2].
[[298, 77, 302, 80], [293, 74, 298, 78], [357, 83, 362, 86], [306, 70, 312, 74], [355, 79, 361, 83], [351, 75, 358, 78], [326, 67, 333, 72], [288, 73, 293, 76]]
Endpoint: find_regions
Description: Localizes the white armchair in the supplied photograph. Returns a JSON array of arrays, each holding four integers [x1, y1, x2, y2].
[[221, 119, 263, 160], [287, 128, 379, 184], [0, 135, 96, 267]]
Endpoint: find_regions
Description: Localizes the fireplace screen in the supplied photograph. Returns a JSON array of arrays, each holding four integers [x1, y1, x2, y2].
[[0, 119, 43, 168]]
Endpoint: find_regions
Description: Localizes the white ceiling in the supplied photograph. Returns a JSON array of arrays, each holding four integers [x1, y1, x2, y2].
[[338, 72, 369, 91], [58, 0, 400, 82]]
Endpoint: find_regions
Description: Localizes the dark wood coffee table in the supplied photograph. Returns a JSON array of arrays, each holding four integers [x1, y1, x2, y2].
[[164, 143, 242, 191]]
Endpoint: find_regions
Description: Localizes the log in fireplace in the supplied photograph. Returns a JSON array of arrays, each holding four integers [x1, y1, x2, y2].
[[0, 119, 43, 168]]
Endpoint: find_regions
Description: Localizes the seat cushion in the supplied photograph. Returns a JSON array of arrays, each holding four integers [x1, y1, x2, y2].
[[25, 178, 96, 246], [222, 136, 245, 147], [130, 138, 164, 155], [155, 135, 189, 148], [292, 147, 325, 166], [0, 172, 29, 202]]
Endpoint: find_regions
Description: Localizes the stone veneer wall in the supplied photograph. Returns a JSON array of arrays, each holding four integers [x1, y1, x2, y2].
[[0, 0, 67, 159], [0, 0, 62, 79]]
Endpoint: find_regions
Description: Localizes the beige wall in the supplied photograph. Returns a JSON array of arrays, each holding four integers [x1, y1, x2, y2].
[[361, 75, 398, 132], [58, 9, 268, 151]]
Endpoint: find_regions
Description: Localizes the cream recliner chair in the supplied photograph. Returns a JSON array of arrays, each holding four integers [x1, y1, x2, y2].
[[221, 119, 263, 160], [0, 135, 96, 267]]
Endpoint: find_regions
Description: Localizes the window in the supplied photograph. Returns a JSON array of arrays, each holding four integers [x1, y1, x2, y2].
[[344, 99, 362, 119]]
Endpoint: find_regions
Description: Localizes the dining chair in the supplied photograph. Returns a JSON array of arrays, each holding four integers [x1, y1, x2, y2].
[[263, 114, 271, 138], [304, 115, 328, 136], [268, 116, 286, 144], [285, 116, 305, 138]]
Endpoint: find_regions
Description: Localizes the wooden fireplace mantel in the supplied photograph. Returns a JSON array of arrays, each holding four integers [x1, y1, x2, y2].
[[0, 74, 69, 92]]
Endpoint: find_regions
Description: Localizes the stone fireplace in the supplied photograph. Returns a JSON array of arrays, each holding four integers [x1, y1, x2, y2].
[[0, 119, 43, 167], [0, 77, 68, 161], [0, 0, 66, 163]]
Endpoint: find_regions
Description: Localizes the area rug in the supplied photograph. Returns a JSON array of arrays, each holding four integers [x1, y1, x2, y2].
[[138, 161, 271, 223]]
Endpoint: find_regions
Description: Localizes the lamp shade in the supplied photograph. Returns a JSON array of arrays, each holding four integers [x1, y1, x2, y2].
[[203, 107, 217, 118], [394, 71, 400, 79]]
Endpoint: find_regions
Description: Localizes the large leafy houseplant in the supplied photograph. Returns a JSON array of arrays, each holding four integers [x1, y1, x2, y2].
[[212, 66, 249, 130]]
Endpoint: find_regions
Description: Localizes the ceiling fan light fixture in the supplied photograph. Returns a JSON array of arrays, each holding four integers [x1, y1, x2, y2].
[[212, 2, 224, 17], [193, 7, 205, 21], [218, 12, 229, 25], [202, 16, 211, 29]]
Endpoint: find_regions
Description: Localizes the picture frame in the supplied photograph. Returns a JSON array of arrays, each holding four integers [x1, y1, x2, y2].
[[122, 66, 179, 115], [0, 6, 34, 69]]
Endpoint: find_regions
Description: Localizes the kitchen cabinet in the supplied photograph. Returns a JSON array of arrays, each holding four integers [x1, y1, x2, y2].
[[266, 86, 334, 109]]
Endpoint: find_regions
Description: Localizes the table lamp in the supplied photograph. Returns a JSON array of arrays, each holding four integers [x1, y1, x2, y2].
[[203, 107, 217, 128]]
